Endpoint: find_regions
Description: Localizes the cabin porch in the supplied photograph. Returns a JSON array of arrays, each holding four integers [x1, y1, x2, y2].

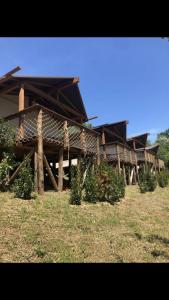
[[3, 104, 100, 194]]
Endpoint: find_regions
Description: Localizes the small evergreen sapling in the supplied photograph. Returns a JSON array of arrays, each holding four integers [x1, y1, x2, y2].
[[13, 159, 34, 199]]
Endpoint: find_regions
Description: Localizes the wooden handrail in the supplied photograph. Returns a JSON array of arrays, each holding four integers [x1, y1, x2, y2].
[[4, 104, 100, 137]]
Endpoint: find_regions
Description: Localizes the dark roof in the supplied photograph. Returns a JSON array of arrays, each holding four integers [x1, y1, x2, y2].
[[127, 133, 149, 149], [146, 144, 159, 154], [94, 120, 128, 144], [0, 74, 88, 122]]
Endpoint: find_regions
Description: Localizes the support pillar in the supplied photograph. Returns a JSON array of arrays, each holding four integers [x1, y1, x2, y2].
[[34, 146, 38, 193], [37, 109, 44, 195], [58, 147, 63, 192]]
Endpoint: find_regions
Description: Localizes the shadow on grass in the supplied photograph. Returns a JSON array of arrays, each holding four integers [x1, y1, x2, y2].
[[147, 234, 169, 246]]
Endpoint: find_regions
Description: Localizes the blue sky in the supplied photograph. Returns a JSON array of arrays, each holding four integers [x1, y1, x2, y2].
[[0, 37, 169, 142]]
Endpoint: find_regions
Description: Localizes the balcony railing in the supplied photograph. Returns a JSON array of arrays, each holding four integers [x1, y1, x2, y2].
[[100, 142, 137, 165], [4, 104, 99, 155]]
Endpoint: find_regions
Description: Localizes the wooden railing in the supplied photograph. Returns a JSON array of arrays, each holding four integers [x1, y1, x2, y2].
[[136, 150, 165, 168], [4, 104, 99, 155], [158, 159, 165, 169], [100, 142, 137, 165]]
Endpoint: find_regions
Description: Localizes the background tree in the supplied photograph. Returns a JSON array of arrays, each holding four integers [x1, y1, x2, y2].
[[156, 129, 169, 168]]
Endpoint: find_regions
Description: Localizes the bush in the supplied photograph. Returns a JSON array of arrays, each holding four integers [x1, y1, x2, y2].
[[69, 160, 125, 205], [0, 118, 16, 148], [13, 159, 34, 199], [83, 165, 97, 203], [0, 152, 16, 191], [69, 164, 82, 205], [157, 170, 169, 188], [138, 168, 157, 193], [96, 162, 125, 204]]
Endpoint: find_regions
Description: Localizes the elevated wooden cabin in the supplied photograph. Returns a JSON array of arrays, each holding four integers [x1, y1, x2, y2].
[[0, 67, 100, 194], [127, 134, 165, 172], [94, 121, 138, 184]]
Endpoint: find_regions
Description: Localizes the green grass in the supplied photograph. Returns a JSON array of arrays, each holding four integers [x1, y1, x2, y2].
[[0, 186, 169, 262]]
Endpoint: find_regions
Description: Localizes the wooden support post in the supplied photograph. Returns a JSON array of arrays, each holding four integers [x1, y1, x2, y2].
[[117, 144, 121, 173], [43, 154, 58, 191], [96, 136, 100, 165], [128, 166, 132, 185], [101, 130, 107, 160], [130, 167, 134, 185], [37, 109, 44, 195], [58, 147, 63, 192], [122, 163, 127, 186], [133, 167, 137, 185], [34, 146, 38, 192], [8, 149, 34, 185], [18, 83, 25, 140]]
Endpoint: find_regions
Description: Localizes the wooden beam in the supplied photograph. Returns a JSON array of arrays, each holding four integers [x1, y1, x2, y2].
[[58, 78, 79, 92], [37, 109, 44, 195], [8, 149, 34, 184], [58, 147, 63, 192], [34, 146, 38, 192], [58, 90, 82, 114], [19, 83, 24, 111], [43, 154, 58, 191], [0, 82, 19, 96], [96, 136, 100, 165], [24, 82, 84, 119], [0, 66, 21, 85]]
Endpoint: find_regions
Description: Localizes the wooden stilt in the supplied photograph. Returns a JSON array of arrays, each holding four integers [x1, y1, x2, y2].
[[58, 147, 63, 192], [18, 83, 25, 140], [8, 149, 34, 184], [43, 154, 58, 191], [122, 163, 127, 186], [130, 167, 134, 185], [96, 136, 100, 165], [37, 109, 44, 195], [128, 166, 132, 185], [133, 167, 137, 185], [117, 145, 121, 173], [34, 146, 38, 192]]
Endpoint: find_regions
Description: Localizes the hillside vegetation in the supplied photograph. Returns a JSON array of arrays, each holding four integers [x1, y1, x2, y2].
[[0, 186, 169, 262]]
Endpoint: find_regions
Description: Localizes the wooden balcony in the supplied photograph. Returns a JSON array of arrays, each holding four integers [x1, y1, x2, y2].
[[4, 104, 99, 155], [100, 142, 137, 165], [136, 150, 156, 165], [158, 159, 165, 169]]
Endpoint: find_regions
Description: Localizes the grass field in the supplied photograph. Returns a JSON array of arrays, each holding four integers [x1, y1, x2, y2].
[[0, 185, 169, 262]]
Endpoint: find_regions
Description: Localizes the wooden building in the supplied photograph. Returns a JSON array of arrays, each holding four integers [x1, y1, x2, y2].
[[127, 134, 165, 172], [0, 67, 100, 194], [94, 121, 138, 185]]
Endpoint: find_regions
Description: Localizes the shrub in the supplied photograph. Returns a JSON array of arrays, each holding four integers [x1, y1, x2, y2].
[[13, 159, 34, 199], [83, 165, 97, 203], [0, 152, 16, 191], [96, 163, 125, 204], [138, 168, 157, 193], [157, 170, 169, 188], [69, 164, 82, 205], [0, 118, 16, 148]]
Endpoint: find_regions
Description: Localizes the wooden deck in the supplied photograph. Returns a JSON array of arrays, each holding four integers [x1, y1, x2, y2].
[[4, 104, 99, 156], [100, 142, 137, 165]]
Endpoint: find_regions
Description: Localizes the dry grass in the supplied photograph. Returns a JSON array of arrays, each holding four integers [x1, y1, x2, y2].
[[0, 186, 169, 262]]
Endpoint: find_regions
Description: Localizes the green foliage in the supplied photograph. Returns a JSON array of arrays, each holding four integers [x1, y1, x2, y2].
[[95, 162, 125, 204], [83, 165, 98, 203], [0, 152, 16, 191], [157, 170, 169, 188], [138, 168, 157, 193], [156, 129, 169, 168], [13, 159, 34, 199], [74, 160, 126, 205], [69, 164, 82, 205], [0, 118, 16, 148]]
